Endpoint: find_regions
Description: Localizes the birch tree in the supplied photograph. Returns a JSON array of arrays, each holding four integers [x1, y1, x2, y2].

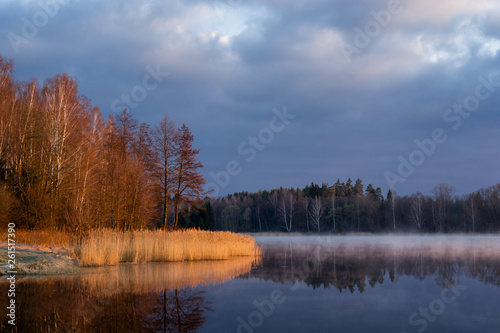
[[309, 196, 324, 232], [464, 193, 479, 233], [40, 74, 91, 227], [409, 192, 425, 231], [68, 107, 104, 235], [279, 193, 290, 232], [0, 56, 14, 167], [278, 189, 295, 232], [432, 183, 455, 232]]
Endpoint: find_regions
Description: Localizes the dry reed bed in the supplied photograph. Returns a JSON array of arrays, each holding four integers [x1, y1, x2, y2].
[[77, 229, 261, 267]]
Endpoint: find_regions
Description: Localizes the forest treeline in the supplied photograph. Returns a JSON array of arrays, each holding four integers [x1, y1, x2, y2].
[[2, 54, 499, 235], [210, 180, 500, 233], [0, 55, 207, 234]]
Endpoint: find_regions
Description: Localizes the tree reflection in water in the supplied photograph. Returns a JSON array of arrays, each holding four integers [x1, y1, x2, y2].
[[151, 288, 212, 333], [1, 236, 500, 332], [69, 287, 211, 332], [245, 237, 500, 292], [3, 283, 212, 333], [0, 256, 256, 333]]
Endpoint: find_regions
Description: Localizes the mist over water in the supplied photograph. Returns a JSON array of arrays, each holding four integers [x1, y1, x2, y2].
[[255, 233, 500, 246], [255, 234, 500, 257], [250, 235, 500, 288], [220, 235, 500, 333], [2, 235, 500, 332]]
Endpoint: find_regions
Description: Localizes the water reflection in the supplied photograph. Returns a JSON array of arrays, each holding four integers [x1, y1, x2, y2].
[[0, 256, 259, 333], [151, 289, 212, 332], [75, 287, 212, 332], [247, 236, 500, 291], [1, 236, 500, 332], [79, 257, 260, 295]]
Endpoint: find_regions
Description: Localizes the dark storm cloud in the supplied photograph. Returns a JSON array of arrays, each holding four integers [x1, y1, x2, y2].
[[1, 0, 499, 196]]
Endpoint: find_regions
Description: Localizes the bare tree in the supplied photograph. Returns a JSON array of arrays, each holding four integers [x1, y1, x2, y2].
[[409, 192, 425, 231], [288, 191, 295, 232], [432, 183, 455, 232], [278, 190, 292, 232], [464, 193, 480, 233], [96, 110, 156, 231], [478, 184, 500, 227], [388, 189, 396, 230], [152, 115, 178, 230], [268, 190, 279, 227], [309, 196, 324, 232], [0, 56, 15, 167], [9, 79, 39, 189], [68, 106, 104, 235], [41, 74, 88, 202], [465, 198, 476, 233], [0, 56, 216, 233]]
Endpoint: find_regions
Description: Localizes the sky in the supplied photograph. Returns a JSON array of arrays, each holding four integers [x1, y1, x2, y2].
[[1, 0, 499, 197]]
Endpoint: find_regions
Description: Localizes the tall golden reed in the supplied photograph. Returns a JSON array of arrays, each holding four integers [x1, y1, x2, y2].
[[77, 229, 261, 267]]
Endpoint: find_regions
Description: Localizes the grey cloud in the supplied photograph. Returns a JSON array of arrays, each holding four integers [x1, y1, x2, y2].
[[1, 0, 499, 196]]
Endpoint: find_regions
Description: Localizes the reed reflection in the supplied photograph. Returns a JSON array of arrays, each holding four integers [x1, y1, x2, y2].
[[0, 256, 259, 333]]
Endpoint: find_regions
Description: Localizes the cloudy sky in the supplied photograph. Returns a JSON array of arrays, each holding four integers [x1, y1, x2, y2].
[[1, 0, 499, 197]]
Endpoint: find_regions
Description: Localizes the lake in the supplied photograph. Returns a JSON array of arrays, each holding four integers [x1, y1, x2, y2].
[[1, 235, 500, 332]]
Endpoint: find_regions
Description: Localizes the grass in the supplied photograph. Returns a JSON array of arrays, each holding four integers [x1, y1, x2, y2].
[[1, 229, 261, 273], [0, 229, 78, 275], [76, 229, 261, 267], [15, 229, 75, 247]]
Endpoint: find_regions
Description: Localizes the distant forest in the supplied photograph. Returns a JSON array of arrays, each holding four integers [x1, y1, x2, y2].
[[1, 54, 499, 235], [208, 181, 500, 233]]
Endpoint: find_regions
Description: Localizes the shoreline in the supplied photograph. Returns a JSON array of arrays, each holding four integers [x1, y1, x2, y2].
[[0, 229, 261, 276], [0, 242, 80, 276], [3, 232, 498, 277]]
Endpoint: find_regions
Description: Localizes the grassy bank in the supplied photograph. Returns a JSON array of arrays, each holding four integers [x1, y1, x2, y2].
[[0, 245, 79, 275], [1, 229, 260, 274], [76, 229, 260, 266]]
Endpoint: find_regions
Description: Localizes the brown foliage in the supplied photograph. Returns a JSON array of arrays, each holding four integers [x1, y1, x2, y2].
[[0, 55, 207, 233]]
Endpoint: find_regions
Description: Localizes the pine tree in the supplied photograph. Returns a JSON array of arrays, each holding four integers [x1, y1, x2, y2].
[[172, 124, 205, 229], [344, 178, 353, 198], [354, 178, 364, 196]]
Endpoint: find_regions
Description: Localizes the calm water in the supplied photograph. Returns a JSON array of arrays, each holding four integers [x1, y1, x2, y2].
[[1, 235, 500, 333]]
